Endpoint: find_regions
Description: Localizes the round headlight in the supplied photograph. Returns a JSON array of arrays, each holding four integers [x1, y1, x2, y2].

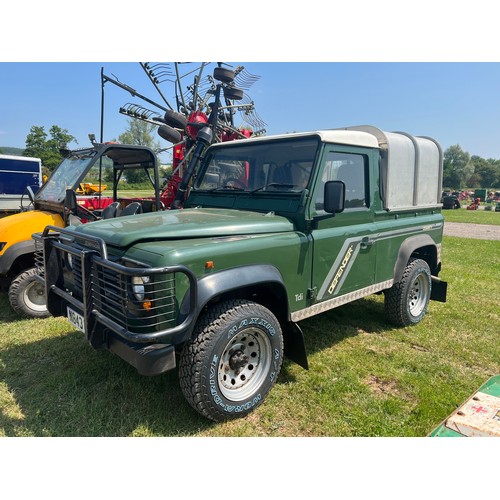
[[131, 276, 150, 301]]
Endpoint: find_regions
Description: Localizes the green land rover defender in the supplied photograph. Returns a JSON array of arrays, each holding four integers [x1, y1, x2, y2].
[[34, 125, 447, 421]]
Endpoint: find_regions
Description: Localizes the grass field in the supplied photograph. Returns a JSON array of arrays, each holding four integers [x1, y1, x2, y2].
[[442, 206, 500, 225], [1, 232, 498, 437]]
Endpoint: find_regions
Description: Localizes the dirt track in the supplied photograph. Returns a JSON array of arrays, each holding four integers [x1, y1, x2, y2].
[[444, 222, 500, 241]]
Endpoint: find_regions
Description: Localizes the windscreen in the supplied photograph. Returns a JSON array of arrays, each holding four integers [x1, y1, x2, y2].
[[35, 150, 97, 203], [194, 137, 319, 194]]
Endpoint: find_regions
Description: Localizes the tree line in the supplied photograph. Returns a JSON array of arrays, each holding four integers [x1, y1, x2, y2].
[[443, 144, 500, 190]]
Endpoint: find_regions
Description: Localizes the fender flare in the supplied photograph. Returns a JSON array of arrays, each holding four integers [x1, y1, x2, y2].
[[0, 239, 35, 275], [178, 264, 309, 369], [197, 264, 286, 310], [392, 234, 437, 283]]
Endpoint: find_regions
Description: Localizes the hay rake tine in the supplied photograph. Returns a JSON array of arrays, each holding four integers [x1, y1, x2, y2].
[[234, 66, 261, 90], [119, 103, 158, 120], [140, 62, 175, 110], [191, 63, 209, 113]]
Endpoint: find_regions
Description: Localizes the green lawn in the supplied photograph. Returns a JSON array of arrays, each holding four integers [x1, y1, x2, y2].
[[443, 206, 500, 225], [1, 236, 498, 437]]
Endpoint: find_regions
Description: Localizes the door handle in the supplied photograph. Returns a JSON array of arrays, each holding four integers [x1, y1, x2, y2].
[[360, 237, 374, 249]]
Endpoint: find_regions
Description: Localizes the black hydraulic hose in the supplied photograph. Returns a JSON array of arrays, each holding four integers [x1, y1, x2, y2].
[[171, 127, 213, 209]]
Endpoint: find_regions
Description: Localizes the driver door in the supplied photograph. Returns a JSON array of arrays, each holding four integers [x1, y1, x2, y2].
[[311, 146, 376, 302]]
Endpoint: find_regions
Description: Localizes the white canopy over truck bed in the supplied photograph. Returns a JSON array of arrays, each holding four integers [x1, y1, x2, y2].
[[338, 125, 443, 211]]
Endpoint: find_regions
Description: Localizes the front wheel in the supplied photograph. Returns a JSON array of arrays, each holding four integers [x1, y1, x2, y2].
[[384, 258, 431, 327], [8, 267, 50, 318], [179, 299, 284, 421]]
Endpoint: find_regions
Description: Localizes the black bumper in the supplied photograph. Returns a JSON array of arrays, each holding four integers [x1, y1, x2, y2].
[[108, 336, 176, 376], [35, 227, 197, 376]]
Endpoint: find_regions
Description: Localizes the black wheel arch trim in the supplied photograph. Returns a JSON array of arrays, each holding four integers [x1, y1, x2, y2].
[[393, 235, 438, 283], [179, 264, 309, 369], [0, 240, 35, 275], [199, 264, 286, 308]]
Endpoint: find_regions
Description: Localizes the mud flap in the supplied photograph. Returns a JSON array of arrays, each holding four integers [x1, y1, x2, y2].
[[283, 321, 309, 370], [431, 276, 447, 303]]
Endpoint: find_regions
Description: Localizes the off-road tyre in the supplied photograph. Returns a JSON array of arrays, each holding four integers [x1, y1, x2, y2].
[[157, 124, 182, 144], [384, 258, 431, 327], [213, 67, 235, 84], [8, 267, 50, 318], [163, 110, 188, 130], [179, 299, 284, 421]]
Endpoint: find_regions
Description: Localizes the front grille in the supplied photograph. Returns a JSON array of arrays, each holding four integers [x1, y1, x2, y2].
[[92, 261, 178, 335], [37, 225, 197, 342], [71, 253, 84, 294]]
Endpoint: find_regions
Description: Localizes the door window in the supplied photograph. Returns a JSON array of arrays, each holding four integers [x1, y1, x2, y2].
[[315, 151, 368, 211]]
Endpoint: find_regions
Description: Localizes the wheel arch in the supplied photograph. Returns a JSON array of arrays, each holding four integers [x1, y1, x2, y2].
[[393, 235, 439, 282], [0, 239, 35, 279], [179, 264, 309, 369]]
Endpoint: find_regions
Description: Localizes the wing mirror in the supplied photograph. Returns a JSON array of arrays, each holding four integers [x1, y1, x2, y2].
[[64, 189, 78, 213], [324, 180, 345, 214]]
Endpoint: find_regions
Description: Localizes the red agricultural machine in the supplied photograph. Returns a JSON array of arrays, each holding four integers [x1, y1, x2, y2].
[[466, 198, 481, 210], [101, 62, 266, 209]]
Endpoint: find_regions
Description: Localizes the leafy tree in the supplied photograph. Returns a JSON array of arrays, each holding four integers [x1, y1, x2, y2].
[[466, 172, 482, 188], [464, 155, 500, 188], [24, 126, 46, 156], [443, 145, 473, 189], [118, 118, 160, 149], [23, 125, 76, 172], [116, 119, 160, 184], [490, 160, 500, 187], [475, 158, 500, 188]]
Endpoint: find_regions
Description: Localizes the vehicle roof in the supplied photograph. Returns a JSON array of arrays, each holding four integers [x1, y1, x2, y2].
[[210, 129, 381, 149], [0, 154, 42, 162], [67, 143, 157, 166]]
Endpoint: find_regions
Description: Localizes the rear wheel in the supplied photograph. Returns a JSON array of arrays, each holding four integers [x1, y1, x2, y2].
[[384, 258, 431, 326], [8, 267, 50, 318], [179, 299, 283, 421]]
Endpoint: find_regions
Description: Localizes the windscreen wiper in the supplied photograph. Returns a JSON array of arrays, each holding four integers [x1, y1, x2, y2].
[[208, 185, 245, 192], [250, 182, 297, 193]]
